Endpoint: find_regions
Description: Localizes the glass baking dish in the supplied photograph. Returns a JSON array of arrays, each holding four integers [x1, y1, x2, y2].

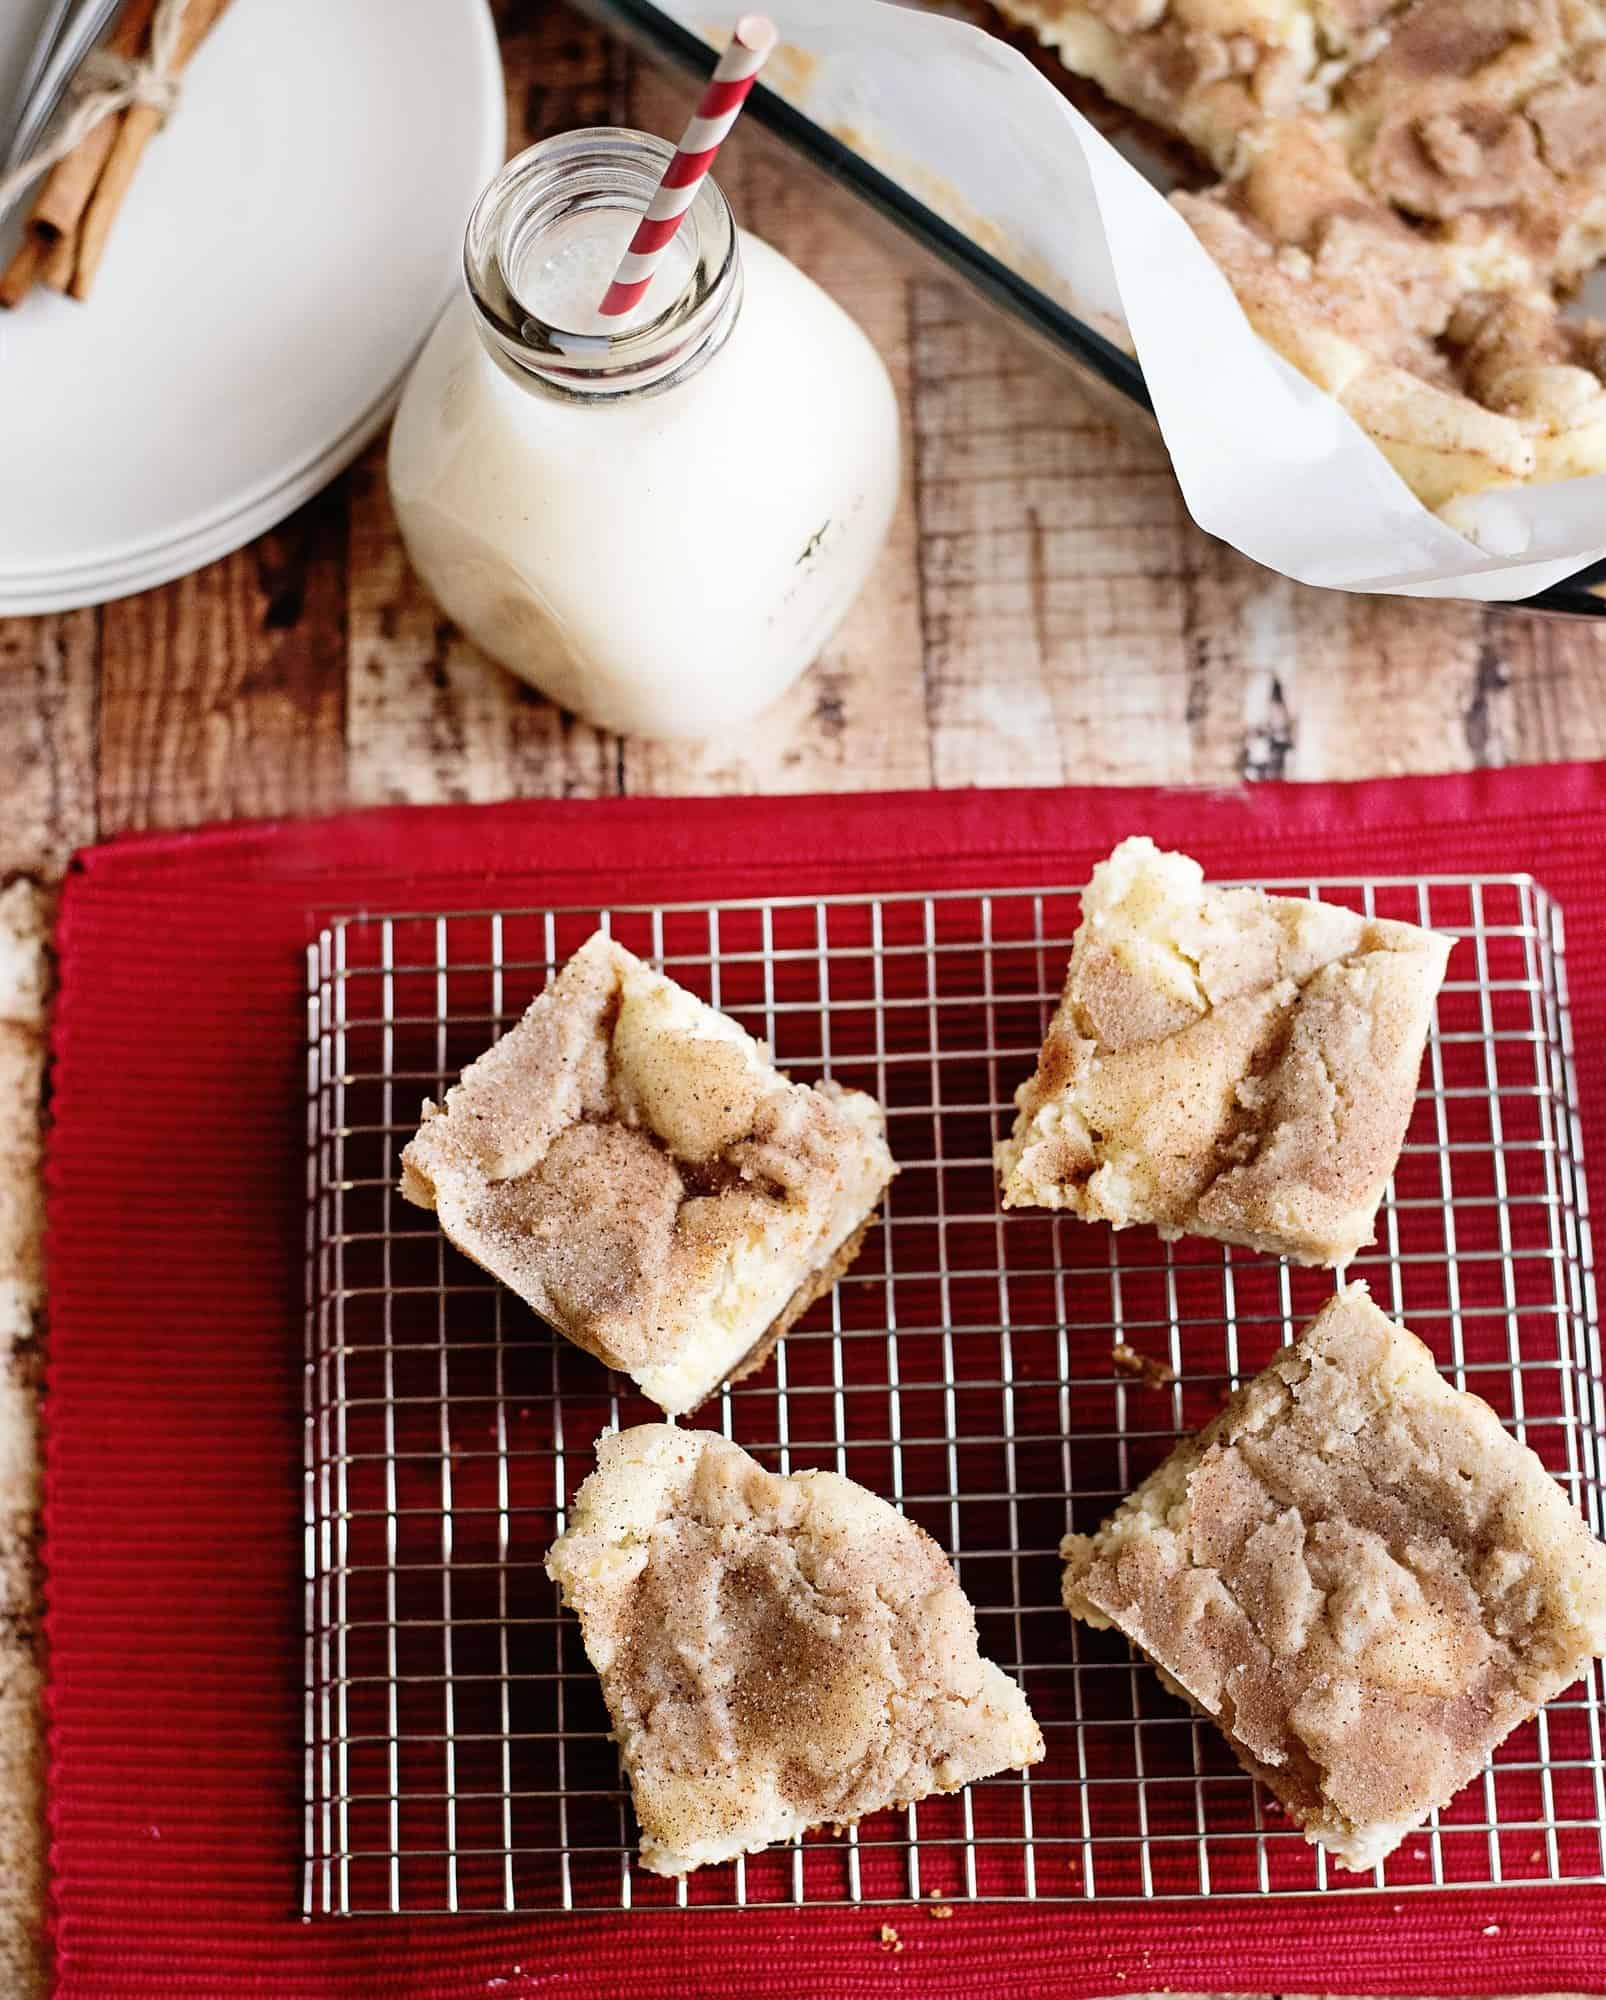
[[570, 0, 1606, 619]]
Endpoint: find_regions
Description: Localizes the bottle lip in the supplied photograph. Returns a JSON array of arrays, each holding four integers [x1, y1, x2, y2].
[[463, 127, 741, 401]]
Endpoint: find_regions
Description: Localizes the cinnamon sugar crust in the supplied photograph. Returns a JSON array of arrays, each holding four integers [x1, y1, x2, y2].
[[991, 0, 1327, 170], [995, 0, 1606, 510], [400, 933, 896, 1416], [1063, 1284, 1606, 1871], [1171, 111, 1606, 507], [548, 1426, 1043, 1875], [996, 837, 1452, 1266], [1338, 0, 1606, 285], [1184, 194, 1606, 504]]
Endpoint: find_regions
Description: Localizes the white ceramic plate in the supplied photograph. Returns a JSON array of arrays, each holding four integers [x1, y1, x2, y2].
[[0, 0, 504, 602], [0, 395, 398, 611], [0, 367, 410, 612]]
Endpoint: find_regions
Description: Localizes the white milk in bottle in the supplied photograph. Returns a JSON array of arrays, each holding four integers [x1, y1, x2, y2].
[[387, 129, 901, 738]]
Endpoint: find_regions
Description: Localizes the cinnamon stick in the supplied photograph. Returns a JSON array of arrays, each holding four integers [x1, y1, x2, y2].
[[71, 0, 232, 301], [28, 0, 160, 247], [0, 234, 44, 310], [38, 227, 78, 292]]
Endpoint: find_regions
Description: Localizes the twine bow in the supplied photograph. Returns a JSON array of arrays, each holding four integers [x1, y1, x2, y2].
[[0, 0, 190, 217]]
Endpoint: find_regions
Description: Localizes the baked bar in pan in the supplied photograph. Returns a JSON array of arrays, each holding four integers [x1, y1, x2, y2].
[[995, 0, 1606, 510]]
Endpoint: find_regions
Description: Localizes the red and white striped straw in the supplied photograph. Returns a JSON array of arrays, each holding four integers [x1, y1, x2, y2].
[[597, 14, 778, 320]]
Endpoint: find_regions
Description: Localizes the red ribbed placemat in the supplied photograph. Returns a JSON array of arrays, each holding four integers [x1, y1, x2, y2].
[[46, 769, 1606, 1999]]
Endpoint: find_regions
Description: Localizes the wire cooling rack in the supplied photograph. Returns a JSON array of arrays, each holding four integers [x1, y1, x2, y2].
[[304, 875, 1606, 1915]]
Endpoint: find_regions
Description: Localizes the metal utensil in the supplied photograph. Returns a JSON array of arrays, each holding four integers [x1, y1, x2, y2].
[[1, 0, 78, 168], [3, 0, 123, 179]]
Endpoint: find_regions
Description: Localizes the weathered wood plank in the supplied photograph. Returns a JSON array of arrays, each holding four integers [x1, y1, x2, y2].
[[0, 611, 97, 877], [96, 483, 348, 835], [500, 0, 630, 140], [0, 879, 49, 2000], [913, 287, 1195, 787], [1178, 555, 1492, 783], [344, 448, 621, 805], [906, 274, 1606, 789], [1484, 604, 1606, 769]]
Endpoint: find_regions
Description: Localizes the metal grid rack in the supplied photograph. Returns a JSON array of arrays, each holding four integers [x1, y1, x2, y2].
[[304, 875, 1606, 1915]]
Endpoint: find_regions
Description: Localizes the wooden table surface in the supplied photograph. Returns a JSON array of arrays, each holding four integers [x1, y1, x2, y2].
[[1, 2, 1603, 1992]]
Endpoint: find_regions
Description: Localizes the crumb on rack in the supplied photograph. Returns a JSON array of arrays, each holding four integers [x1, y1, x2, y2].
[[1111, 1342, 1176, 1389], [927, 1902, 954, 1920]]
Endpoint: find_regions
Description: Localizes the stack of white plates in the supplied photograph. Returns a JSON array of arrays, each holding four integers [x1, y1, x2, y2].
[[0, 0, 505, 614]]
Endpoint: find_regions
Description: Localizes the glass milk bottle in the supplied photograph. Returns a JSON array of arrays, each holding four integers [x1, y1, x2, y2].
[[387, 129, 901, 738]]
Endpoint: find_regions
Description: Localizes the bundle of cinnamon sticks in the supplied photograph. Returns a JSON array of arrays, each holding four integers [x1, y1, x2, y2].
[[1, 0, 231, 309]]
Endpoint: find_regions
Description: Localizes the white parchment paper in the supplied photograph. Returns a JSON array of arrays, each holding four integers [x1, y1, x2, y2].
[[657, 0, 1606, 600]]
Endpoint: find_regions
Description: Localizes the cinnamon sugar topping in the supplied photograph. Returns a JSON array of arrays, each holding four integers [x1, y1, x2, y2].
[[401, 933, 896, 1415], [996, 837, 1452, 1266], [993, 0, 1606, 509], [547, 1427, 1044, 1875], [1063, 1285, 1606, 1871]]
